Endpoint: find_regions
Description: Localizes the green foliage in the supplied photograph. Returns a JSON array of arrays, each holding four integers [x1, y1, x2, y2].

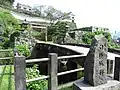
[[16, 44, 31, 57], [0, 10, 20, 37], [31, 30, 45, 40], [82, 32, 95, 44], [47, 21, 68, 43], [82, 31, 111, 44], [82, 31, 120, 49], [26, 64, 48, 90], [3, 31, 20, 49], [0, 8, 21, 49], [32, 30, 41, 37], [108, 42, 120, 49], [0, 0, 14, 6], [0, 49, 13, 64]]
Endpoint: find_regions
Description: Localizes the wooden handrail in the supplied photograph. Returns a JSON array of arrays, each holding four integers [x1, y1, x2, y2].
[[0, 49, 13, 52], [0, 57, 13, 60], [26, 54, 86, 63], [15, 54, 85, 90], [26, 68, 84, 83]]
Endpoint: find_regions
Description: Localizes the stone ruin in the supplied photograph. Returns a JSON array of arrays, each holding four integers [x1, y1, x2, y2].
[[73, 34, 120, 90]]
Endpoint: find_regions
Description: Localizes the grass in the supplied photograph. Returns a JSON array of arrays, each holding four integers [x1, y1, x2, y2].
[[0, 65, 14, 90]]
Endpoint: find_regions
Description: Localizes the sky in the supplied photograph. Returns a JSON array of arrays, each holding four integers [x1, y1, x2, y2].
[[14, 0, 120, 33]]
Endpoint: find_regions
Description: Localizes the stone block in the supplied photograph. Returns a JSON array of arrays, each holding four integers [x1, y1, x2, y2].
[[84, 35, 108, 86], [73, 77, 120, 90]]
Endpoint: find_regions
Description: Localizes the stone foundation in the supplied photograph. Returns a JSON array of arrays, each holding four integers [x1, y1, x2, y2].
[[73, 77, 120, 90]]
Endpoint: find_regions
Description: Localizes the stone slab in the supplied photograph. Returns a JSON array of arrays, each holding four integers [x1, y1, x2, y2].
[[73, 77, 120, 90], [84, 35, 108, 86]]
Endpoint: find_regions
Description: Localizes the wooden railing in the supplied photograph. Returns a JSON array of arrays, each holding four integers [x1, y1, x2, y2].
[[14, 54, 85, 90], [0, 49, 13, 60]]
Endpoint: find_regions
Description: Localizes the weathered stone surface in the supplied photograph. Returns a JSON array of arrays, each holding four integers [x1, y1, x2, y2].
[[14, 56, 26, 90], [73, 77, 120, 90], [48, 53, 58, 90], [84, 34, 108, 86], [114, 57, 120, 81]]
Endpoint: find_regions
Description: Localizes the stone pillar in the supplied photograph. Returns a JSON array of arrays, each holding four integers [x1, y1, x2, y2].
[[84, 34, 108, 86], [14, 56, 26, 90], [114, 57, 120, 81], [48, 53, 58, 90], [73, 35, 120, 90]]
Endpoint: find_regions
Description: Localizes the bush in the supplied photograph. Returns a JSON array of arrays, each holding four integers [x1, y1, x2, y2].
[[81, 31, 120, 49], [16, 44, 31, 57], [26, 64, 48, 90], [31, 30, 45, 40], [32, 30, 41, 37], [0, 7, 21, 48]]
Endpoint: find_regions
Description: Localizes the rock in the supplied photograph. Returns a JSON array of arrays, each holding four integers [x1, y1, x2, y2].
[[84, 35, 108, 86], [73, 77, 120, 90]]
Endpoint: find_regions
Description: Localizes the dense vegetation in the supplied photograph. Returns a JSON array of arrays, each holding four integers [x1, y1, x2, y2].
[[26, 65, 48, 90], [0, 7, 21, 49], [47, 21, 69, 43], [0, 0, 14, 7], [82, 31, 120, 49]]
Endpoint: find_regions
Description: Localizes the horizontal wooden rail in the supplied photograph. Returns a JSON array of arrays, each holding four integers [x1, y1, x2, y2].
[[15, 54, 85, 90], [58, 54, 86, 60], [26, 68, 84, 83], [26, 58, 49, 63], [26, 54, 86, 63], [57, 68, 84, 76], [26, 75, 49, 83], [0, 49, 13, 52], [0, 57, 13, 60]]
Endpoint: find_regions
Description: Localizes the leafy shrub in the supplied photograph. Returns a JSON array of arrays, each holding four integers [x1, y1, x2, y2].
[[32, 30, 41, 37], [26, 64, 48, 90], [47, 21, 68, 42], [16, 44, 31, 57], [31, 30, 44, 40], [0, 7, 21, 49]]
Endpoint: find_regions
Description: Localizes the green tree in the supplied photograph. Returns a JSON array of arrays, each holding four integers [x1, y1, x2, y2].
[[32, 5, 74, 23], [82, 31, 112, 45], [32, 5, 75, 42], [82, 32, 95, 44], [47, 21, 68, 43]]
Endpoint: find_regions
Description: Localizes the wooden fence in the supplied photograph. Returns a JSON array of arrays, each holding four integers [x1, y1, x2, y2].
[[14, 53, 85, 90], [0, 49, 13, 61], [0, 49, 115, 90]]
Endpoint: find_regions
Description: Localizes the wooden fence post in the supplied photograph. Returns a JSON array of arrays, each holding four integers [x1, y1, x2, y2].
[[14, 56, 26, 90], [114, 57, 120, 81], [48, 53, 58, 90]]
